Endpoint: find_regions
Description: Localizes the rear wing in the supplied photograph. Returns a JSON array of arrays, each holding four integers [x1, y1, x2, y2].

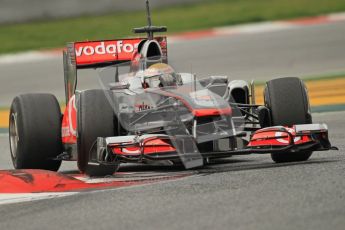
[[66, 37, 167, 68], [63, 37, 168, 103]]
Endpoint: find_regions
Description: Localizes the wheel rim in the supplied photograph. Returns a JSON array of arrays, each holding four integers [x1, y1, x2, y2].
[[9, 113, 19, 163]]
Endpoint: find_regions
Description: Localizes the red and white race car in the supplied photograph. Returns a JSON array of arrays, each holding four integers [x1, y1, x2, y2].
[[8, 1, 336, 176]]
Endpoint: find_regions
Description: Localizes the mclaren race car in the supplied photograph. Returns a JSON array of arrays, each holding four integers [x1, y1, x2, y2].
[[9, 1, 336, 176]]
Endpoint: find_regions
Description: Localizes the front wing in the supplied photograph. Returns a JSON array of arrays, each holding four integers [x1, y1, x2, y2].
[[92, 123, 336, 166]]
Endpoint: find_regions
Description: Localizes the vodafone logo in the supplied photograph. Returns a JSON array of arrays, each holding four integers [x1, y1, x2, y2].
[[72, 37, 167, 66], [75, 41, 140, 57]]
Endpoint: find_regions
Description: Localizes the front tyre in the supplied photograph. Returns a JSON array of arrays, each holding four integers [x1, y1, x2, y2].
[[264, 77, 313, 163], [77, 89, 119, 177], [9, 94, 62, 171]]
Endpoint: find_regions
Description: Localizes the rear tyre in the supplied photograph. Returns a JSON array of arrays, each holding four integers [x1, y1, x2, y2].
[[264, 77, 313, 163], [9, 94, 62, 171], [77, 89, 119, 176]]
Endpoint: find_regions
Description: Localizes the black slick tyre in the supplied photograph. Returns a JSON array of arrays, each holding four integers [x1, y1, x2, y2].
[[9, 94, 62, 171], [264, 77, 313, 163], [77, 89, 119, 176]]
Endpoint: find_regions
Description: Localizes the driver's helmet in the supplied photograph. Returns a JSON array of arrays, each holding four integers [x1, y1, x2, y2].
[[142, 63, 179, 88]]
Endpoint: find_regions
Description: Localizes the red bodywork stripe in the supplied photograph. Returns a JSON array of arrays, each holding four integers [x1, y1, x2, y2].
[[111, 138, 176, 156], [248, 130, 312, 147], [192, 107, 232, 117]]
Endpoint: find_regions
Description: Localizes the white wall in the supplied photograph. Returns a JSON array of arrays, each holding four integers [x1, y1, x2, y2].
[[0, 0, 206, 24]]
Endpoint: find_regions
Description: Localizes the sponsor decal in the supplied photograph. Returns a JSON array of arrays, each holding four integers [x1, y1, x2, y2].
[[61, 95, 77, 144], [135, 101, 153, 112], [61, 127, 70, 138], [75, 41, 139, 57], [74, 39, 142, 65], [73, 37, 167, 66]]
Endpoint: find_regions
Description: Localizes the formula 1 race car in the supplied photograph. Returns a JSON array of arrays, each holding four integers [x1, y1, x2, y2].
[[9, 1, 336, 176]]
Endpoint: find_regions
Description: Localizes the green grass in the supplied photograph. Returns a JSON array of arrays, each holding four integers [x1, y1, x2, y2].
[[1, 0, 345, 54]]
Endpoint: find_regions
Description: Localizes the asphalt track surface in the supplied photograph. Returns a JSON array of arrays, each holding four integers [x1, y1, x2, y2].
[[0, 20, 345, 107], [0, 111, 343, 230], [0, 21, 344, 230]]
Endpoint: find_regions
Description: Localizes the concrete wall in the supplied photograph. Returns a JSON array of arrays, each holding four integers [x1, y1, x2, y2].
[[0, 0, 205, 24]]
